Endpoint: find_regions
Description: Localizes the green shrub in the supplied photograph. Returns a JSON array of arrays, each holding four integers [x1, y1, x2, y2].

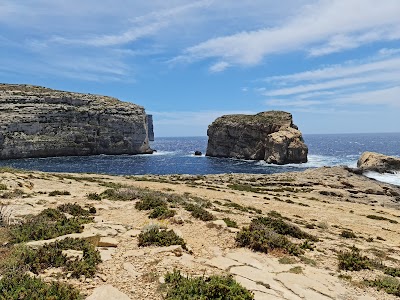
[[366, 215, 398, 224], [87, 193, 101, 201], [364, 276, 400, 296], [0, 272, 82, 299], [185, 204, 214, 221], [57, 203, 90, 216], [149, 206, 176, 219], [9, 208, 92, 243], [0, 183, 7, 190], [223, 217, 238, 228], [340, 230, 357, 238], [385, 267, 400, 277], [5, 238, 101, 278], [337, 246, 370, 271], [164, 270, 254, 300], [135, 196, 166, 210], [138, 227, 187, 250], [48, 190, 71, 197]]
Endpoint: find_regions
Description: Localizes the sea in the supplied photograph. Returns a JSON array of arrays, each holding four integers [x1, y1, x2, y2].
[[0, 133, 399, 186]]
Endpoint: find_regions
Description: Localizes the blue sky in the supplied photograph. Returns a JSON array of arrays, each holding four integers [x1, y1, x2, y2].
[[0, 0, 399, 137]]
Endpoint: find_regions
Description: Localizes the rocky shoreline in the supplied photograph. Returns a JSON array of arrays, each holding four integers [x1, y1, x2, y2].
[[0, 166, 399, 299]]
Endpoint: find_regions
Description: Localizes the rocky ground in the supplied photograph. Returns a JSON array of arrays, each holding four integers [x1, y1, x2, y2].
[[0, 166, 399, 299]]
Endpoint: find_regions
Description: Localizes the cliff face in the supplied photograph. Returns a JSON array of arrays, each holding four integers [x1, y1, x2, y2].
[[147, 114, 155, 141], [206, 111, 308, 164], [0, 84, 153, 159]]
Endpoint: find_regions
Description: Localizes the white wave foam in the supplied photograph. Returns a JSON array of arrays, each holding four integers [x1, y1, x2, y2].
[[363, 171, 400, 186], [255, 155, 358, 169]]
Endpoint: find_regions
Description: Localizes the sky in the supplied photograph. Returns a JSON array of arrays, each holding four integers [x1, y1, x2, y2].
[[0, 0, 399, 137]]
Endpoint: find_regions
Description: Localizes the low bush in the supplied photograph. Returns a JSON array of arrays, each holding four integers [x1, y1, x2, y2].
[[9, 208, 92, 243], [223, 217, 238, 228], [48, 190, 71, 197], [185, 204, 214, 221], [364, 276, 400, 296], [0, 183, 7, 190], [86, 193, 101, 201], [135, 196, 166, 211], [385, 267, 400, 277], [149, 206, 176, 219], [340, 230, 357, 239], [164, 269, 254, 300], [337, 246, 370, 271], [138, 226, 187, 250], [366, 215, 398, 224], [57, 203, 90, 216], [0, 272, 82, 299], [4, 238, 101, 278]]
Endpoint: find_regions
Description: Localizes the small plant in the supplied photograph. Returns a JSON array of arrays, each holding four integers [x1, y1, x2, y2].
[[138, 226, 187, 250], [0, 183, 7, 190], [223, 217, 238, 228], [385, 267, 400, 277], [48, 190, 71, 196], [88, 206, 97, 214], [289, 266, 303, 274], [366, 215, 398, 224], [135, 196, 166, 210], [57, 203, 90, 216], [164, 270, 254, 300], [337, 246, 370, 271], [340, 230, 357, 238], [278, 256, 296, 264], [87, 192, 101, 201], [0, 272, 82, 299]]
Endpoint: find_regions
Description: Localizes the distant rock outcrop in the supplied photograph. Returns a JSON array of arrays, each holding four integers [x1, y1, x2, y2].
[[147, 114, 154, 141], [358, 152, 400, 173], [206, 111, 308, 164], [0, 84, 153, 159]]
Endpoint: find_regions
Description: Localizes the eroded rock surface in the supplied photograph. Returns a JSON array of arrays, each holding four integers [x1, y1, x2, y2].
[[0, 84, 153, 159], [206, 111, 308, 164], [358, 151, 400, 173]]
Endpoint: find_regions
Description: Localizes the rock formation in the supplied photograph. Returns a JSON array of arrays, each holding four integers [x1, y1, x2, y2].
[[206, 111, 308, 164], [0, 84, 153, 159], [357, 151, 400, 173]]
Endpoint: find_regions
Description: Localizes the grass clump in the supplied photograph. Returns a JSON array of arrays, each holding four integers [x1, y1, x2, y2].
[[57, 203, 90, 216], [138, 226, 187, 250], [135, 196, 166, 210], [223, 217, 238, 228], [385, 267, 400, 277], [0, 272, 82, 300], [48, 190, 71, 197], [227, 184, 260, 193], [0, 183, 7, 190], [164, 269, 254, 300], [340, 230, 357, 239], [364, 276, 400, 296], [9, 208, 92, 243], [337, 246, 370, 271]]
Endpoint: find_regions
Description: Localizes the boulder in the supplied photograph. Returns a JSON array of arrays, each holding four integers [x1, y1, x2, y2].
[[358, 152, 400, 173], [194, 151, 202, 156], [0, 84, 153, 159], [206, 111, 308, 164]]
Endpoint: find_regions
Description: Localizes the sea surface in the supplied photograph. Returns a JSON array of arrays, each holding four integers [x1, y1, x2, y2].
[[0, 133, 399, 185]]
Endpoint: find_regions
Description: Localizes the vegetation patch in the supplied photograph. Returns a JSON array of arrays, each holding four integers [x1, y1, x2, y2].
[[227, 184, 261, 193], [385, 267, 400, 277], [86, 192, 101, 201], [0, 272, 82, 300], [185, 204, 214, 221], [222, 201, 262, 214], [138, 226, 187, 250], [10, 207, 93, 243], [366, 215, 398, 224], [337, 246, 370, 271], [0, 183, 7, 190], [364, 276, 400, 297], [149, 206, 176, 219], [340, 230, 357, 239], [164, 270, 254, 300], [223, 217, 238, 228], [48, 190, 71, 197], [57, 203, 91, 216]]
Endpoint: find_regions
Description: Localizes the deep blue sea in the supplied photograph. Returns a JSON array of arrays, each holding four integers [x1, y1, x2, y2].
[[0, 133, 399, 185]]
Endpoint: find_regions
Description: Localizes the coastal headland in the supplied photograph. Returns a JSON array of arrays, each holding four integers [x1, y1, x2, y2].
[[0, 166, 399, 299]]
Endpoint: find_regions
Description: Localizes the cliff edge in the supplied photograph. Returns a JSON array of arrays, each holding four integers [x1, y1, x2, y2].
[[206, 111, 308, 164], [0, 84, 153, 159]]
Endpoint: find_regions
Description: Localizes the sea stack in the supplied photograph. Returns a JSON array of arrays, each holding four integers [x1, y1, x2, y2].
[[206, 111, 308, 164], [0, 84, 153, 159]]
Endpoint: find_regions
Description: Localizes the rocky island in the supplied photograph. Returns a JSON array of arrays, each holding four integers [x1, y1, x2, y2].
[[206, 111, 308, 164], [0, 84, 153, 160], [358, 151, 400, 173]]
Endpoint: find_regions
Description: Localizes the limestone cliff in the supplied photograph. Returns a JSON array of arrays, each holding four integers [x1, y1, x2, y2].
[[0, 84, 153, 159], [206, 111, 308, 164], [358, 152, 400, 173]]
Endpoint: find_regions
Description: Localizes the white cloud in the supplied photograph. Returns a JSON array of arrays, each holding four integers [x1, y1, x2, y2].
[[178, 0, 400, 67], [209, 61, 230, 73]]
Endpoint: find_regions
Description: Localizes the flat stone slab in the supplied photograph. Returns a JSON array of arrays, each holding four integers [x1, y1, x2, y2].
[[123, 262, 141, 277], [205, 256, 242, 270], [98, 248, 116, 262], [86, 285, 131, 300], [98, 237, 118, 248]]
